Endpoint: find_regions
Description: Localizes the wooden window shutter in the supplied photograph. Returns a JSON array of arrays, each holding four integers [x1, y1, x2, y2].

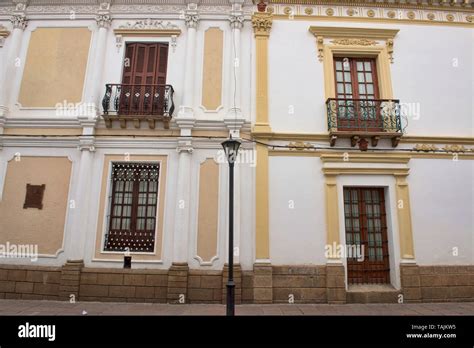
[[156, 43, 169, 85]]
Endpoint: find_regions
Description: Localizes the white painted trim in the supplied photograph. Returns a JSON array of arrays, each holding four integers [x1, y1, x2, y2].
[[91, 258, 164, 264]]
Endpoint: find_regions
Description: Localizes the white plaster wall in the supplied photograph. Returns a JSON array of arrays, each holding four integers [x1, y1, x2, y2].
[[267, 20, 473, 137], [391, 25, 473, 137], [269, 156, 327, 265], [408, 158, 474, 265], [268, 20, 325, 133]]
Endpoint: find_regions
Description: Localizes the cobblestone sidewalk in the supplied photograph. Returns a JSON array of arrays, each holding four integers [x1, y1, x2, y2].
[[0, 300, 473, 315]]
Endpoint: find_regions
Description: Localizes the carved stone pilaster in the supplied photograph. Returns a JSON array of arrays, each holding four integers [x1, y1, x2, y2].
[[252, 12, 272, 37], [176, 139, 193, 154], [185, 14, 199, 29], [77, 136, 96, 152], [184, 4, 200, 29], [95, 14, 112, 29], [10, 14, 28, 30], [229, 14, 244, 29]]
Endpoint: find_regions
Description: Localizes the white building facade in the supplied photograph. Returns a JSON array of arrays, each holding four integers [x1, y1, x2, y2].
[[0, 0, 472, 304]]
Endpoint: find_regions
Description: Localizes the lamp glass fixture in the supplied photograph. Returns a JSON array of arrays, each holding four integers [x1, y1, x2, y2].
[[221, 137, 241, 164]]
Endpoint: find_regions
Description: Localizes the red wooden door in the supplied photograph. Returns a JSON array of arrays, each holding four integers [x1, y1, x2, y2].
[[333, 57, 381, 131], [343, 187, 390, 284], [120, 43, 169, 115]]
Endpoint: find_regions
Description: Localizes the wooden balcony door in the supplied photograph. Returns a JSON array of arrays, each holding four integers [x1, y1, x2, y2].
[[343, 187, 390, 284], [120, 42, 169, 115], [333, 57, 381, 131]]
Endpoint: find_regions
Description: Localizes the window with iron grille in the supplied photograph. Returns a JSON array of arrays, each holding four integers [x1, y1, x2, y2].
[[104, 162, 160, 252], [333, 57, 382, 131]]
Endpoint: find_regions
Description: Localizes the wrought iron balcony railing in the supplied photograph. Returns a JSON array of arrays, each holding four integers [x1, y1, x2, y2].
[[326, 98, 402, 147], [102, 84, 175, 129]]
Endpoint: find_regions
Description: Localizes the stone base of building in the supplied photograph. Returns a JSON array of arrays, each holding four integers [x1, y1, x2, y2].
[[0, 263, 472, 304]]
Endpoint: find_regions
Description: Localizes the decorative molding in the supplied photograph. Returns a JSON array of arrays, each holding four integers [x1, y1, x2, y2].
[[14, 2, 27, 13], [251, 131, 474, 146], [252, 12, 273, 37], [95, 14, 111, 28], [330, 38, 377, 46], [269, 4, 474, 27], [176, 139, 194, 154], [322, 166, 410, 177], [184, 5, 200, 29], [0, 25, 10, 48], [413, 144, 438, 152], [118, 19, 180, 31], [267, 0, 474, 13], [113, 20, 182, 41], [98, 1, 111, 13], [309, 26, 400, 39], [310, 26, 399, 63], [413, 143, 473, 152], [443, 144, 470, 152], [77, 136, 96, 152], [288, 141, 314, 150], [268, 149, 474, 160], [400, 135, 474, 145], [229, 14, 245, 29], [10, 14, 28, 30], [320, 153, 411, 164]]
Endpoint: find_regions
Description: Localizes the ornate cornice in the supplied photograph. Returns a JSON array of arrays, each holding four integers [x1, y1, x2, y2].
[[265, 0, 474, 13], [10, 14, 28, 30], [267, 4, 474, 26], [252, 12, 272, 37]]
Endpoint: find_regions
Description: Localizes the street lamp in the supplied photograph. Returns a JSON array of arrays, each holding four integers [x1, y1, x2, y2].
[[221, 135, 241, 316]]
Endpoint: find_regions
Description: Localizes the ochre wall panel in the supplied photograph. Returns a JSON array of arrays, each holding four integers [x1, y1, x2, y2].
[[196, 159, 219, 263], [201, 28, 223, 111], [0, 157, 72, 255], [18, 28, 91, 107]]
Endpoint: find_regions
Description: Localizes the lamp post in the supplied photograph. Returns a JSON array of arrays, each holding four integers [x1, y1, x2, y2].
[[221, 136, 241, 316]]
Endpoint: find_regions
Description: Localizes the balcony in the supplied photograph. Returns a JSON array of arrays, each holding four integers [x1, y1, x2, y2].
[[326, 98, 402, 148], [102, 84, 175, 129]]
